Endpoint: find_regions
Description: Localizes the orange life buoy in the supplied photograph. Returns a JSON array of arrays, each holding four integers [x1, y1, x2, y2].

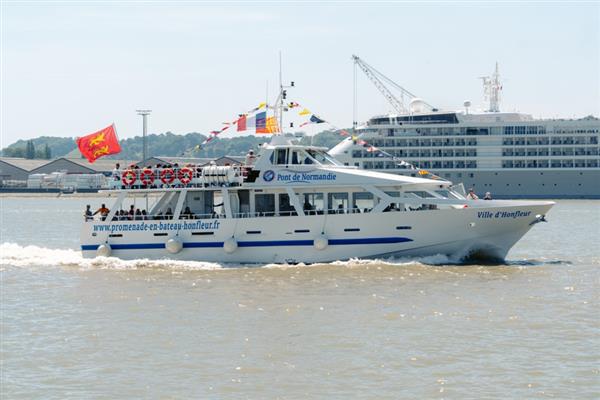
[[160, 168, 175, 185], [121, 169, 137, 186], [178, 167, 193, 185], [140, 169, 155, 186]]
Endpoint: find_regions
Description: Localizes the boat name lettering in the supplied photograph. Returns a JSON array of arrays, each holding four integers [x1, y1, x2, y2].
[[92, 220, 221, 234], [275, 172, 337, 183], [477, 210, 532, 219]]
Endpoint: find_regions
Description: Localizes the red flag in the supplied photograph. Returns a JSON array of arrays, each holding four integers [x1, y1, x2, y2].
[[237, 115, 247, 132], [76, 124, 121, 163]]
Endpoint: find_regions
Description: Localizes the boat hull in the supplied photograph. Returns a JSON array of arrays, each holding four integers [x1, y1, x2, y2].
[[81, 201, 553, 264]]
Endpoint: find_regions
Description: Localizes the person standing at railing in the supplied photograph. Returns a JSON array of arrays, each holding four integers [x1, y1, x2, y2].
[[466, 188, 479, 200], [245, 150, 256, 166], [112, 163, 121, 182]]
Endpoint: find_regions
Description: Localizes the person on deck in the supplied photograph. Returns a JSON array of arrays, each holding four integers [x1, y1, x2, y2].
[[84, 205, 93, 221], [93, 204, 110, 220], [245, 150, 256, 166], [112, 163, 121, 181], [466, 188, 479, 200], [484, 192, 492, 200]]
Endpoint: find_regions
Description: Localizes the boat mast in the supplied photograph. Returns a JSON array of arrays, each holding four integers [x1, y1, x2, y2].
[[480, 62, 502, 112], [277, 51, 294, 135]]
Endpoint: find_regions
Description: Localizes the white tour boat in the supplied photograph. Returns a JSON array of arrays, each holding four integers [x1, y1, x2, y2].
[[81, 135, 554, 264]]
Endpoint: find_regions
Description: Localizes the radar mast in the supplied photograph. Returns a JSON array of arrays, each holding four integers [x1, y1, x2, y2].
[[480, 62, 502, 112]]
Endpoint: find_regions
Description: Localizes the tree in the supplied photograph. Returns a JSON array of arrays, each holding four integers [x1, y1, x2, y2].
[[25, 140, 36, 159], [44, 144, 52, 159]]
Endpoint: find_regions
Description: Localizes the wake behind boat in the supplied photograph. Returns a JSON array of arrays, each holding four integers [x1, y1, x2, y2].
[[81, 135, 553, 263]]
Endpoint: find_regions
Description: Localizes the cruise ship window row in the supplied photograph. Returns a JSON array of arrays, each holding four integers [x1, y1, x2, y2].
[[362, 160, 478, 170], [369, 138, 478, 147], [353, 150, 478, 158], [502, 160, 598, 168], [502, 136, 597, 145], [362, 158, 599, 170], [372, 126, 597, 138], [503, 148, 599, 157]]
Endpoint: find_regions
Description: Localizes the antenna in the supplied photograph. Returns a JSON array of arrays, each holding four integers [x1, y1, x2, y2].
[[480, 62, 502, 112], [277, 52, 294, 135], [136, 109, 152, 164]]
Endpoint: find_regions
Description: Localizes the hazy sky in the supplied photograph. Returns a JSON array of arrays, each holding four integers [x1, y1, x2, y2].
[[1, 1, 599, 146]]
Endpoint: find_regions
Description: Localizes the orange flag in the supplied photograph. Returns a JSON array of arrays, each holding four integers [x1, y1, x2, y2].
[[76, 124, 122, 163]]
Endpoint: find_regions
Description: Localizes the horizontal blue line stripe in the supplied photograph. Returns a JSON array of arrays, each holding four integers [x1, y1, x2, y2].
[[329, 237, 412, 245], [81, 237, 413, 251], [183, 242, 224, 248], [238, 240, 314, 247]]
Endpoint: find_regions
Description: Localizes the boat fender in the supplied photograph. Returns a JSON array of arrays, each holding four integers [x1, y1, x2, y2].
[[97, 243, 112, 257], [223, 237, 238, 253], [314, 235, 328, 251], [166, 238, 183, 254]]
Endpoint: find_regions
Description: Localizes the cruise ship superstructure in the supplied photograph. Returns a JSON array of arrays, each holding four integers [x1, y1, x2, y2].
[[330, 62, 599, 198]]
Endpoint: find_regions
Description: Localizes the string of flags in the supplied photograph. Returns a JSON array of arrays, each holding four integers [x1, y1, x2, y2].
[[191, 98, 440, 180]]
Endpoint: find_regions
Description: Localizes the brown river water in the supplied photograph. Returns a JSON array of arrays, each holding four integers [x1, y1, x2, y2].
[[1, 197, 599, 399]]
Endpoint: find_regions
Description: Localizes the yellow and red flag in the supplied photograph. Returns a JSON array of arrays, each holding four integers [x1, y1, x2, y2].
[[76, 124, 121, 163], [257, 116, 279, 134]]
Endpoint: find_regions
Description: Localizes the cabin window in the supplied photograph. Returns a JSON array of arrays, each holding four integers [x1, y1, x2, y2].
[[275, 149, 288, 165], [291, 151, 301, 165], [238, 190, 250, 216], [327, 192, 349, 214], [302, 193, 324, 215], [406, 191, 436, 198], [278, 193, 296, 216], [255, 193, 275, 216], [352, 192, 374, 213]]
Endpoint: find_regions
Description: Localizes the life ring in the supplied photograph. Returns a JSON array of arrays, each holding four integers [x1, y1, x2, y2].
[[178, 167, 193, 185], [121, 169, 137, 186], [140, 169, 155, 186], [160, 168, 175, 185]]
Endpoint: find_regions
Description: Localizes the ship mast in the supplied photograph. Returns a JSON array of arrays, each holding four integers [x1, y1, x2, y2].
[[480, 62, 502, 112], [277, 52, 294, 134]]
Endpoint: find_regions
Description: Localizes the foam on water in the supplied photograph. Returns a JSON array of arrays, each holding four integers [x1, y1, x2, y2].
[[0, 242, 225, 270], [1, 242, 568, 271], [0, 242, 457, 271]]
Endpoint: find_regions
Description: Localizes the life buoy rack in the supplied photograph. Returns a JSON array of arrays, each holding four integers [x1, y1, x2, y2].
[[121, 169, 137, 186], [178, 167, 193, 185], [160, 168, 176, 185], [140, 169, 155, 186]]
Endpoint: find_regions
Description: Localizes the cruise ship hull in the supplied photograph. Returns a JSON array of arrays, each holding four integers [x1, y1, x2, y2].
[[81, 201, 553, 264]]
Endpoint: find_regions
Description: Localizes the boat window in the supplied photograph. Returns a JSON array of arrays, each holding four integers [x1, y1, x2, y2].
[[435, 189, 461, 199], [352, 192, 374, 213], [302, 193, 324, 215], [275, 149, 288, 165], [238, 190, 251, 215], [278, 193, 297, 216], [306, 149, 342, 166], [255, 193, 275, 216], [405, 191, 436, 198], [291, 150, 300, 165], [212, 192, 224, 217], [327, 192, 349, 214]]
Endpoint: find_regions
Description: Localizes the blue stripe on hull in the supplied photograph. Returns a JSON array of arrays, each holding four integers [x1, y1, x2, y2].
[[81, 237, 413, 252]]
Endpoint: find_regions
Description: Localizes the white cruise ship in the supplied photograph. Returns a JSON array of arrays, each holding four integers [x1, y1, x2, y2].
[[330, 63, 599, 199]]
